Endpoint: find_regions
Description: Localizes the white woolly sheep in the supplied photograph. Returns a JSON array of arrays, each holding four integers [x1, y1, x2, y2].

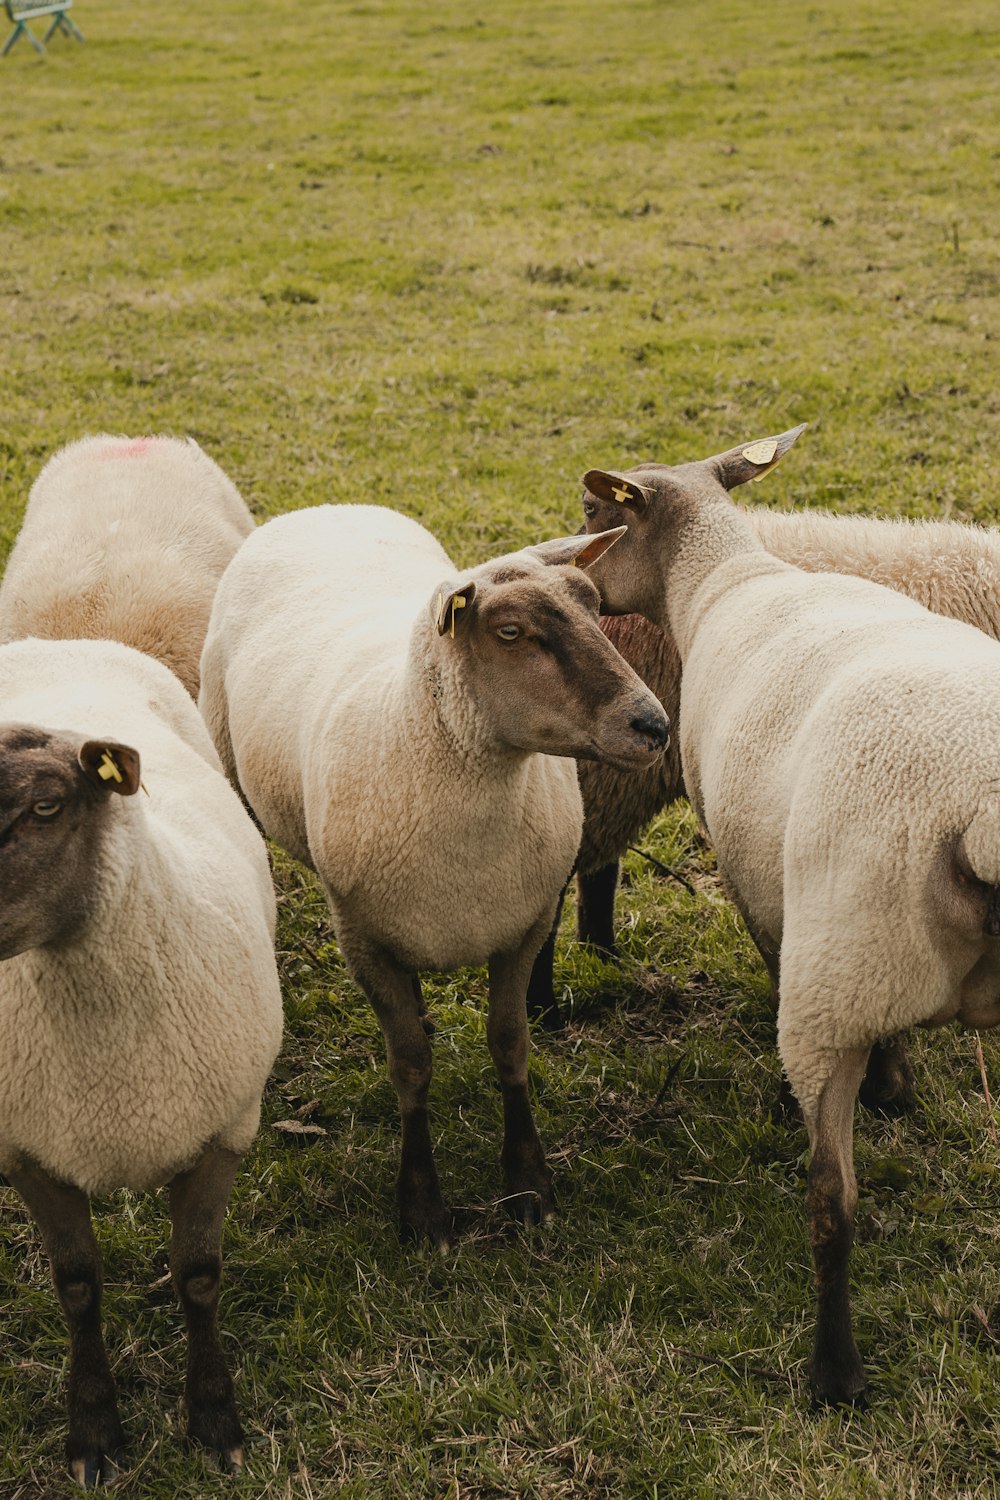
[[0, 435, 254, 698], [534, 451, 1000, 1104], [0, 637, 283, 1484], [579, 430, 1000, 1405], [199, 503, 668, 1247]]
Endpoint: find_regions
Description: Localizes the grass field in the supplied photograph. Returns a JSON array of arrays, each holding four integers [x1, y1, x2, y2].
[[2, 0, 1000, 1494]]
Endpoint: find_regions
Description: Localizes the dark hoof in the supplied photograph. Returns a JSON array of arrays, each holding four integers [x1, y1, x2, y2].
[[69, 1451, 122, 1489], [68, 1408, 125, 1489], [503, 1188, 555, 1227], [502, 1161, 555, 1226], [187, 1383, 243, 1464], [808, 1355, 868, 1408], [400, 1201, 453, 1252]]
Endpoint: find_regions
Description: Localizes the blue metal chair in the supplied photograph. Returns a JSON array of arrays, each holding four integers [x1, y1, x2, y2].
[[3, 0, 83, 56]]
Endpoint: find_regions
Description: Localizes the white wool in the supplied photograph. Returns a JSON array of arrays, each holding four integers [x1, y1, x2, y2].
[[200, 504, 583, 971], [0, 435, 254, 697], [0, 638, 283, 1195], [675, 541, 1000, 1109]]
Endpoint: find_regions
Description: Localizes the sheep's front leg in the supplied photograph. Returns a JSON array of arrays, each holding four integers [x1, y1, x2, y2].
[[349, 946, 450, 1249], [168, 1147, 244, 1469], [795, 1045, 872, 1406], [488, 915, 556, 1225], [7, 1160, 123, 1487]]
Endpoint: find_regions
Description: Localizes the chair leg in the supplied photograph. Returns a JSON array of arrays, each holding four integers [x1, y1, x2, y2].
[[4, 21, 46, 55], [45, 11, 83, 42]]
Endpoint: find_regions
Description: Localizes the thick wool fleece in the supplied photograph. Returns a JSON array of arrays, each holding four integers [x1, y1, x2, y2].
[[0, 638, 283, 1195], [672, 524, 1000, 1112], [200, 504, 583, 972], [580, 506, 1000, 874], [0, 435, 254, 698]]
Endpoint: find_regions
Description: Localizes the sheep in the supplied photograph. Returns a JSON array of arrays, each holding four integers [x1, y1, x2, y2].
[[0, 636, 283, 1484], [0, 435, 255, 698], [578, 430, 1000, 1405], [199, 503, 668, 1248], [533, 453, 1000, 1108]]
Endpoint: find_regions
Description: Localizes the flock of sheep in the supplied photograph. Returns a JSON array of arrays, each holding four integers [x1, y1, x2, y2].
[[1, 426, 999, 1483]]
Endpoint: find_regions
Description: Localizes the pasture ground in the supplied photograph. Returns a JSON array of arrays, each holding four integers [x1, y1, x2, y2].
[[2, 0, 1000, 1494]]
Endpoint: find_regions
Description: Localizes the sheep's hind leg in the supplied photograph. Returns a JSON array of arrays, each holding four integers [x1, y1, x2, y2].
[[488, 914, 557, 1226], [793, 1045, 871, 1407], [524, 879, 568, 1030], [7, 1160, 123, 1487], [168, 1147, 244, 1470], [858, 1034, 916, 1116], [576, 861, 619, 954]]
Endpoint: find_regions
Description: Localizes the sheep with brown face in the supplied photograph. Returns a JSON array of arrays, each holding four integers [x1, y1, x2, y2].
[[577, 432, 1000, 1406], [199, 502, 668, 1248], [0, 435, 254, 697], [0, 638, 282, 1486]]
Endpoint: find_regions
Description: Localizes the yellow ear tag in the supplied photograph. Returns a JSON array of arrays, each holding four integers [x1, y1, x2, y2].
[[97, 751, 123, 784], [449, 593, 467, 639], [612, 482, 632, 504], [742, 437, 778, 466]]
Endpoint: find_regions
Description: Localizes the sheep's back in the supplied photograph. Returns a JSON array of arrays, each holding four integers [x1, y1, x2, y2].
[[0, 436, 254, 696]]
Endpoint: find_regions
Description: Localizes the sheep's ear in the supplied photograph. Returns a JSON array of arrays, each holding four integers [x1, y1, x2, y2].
[[527, 527, 628, 569], [433, 581, 477, 638], [708, 422, 808, 490], [78, 740, 142, 797], [582, 470, 653, 514]]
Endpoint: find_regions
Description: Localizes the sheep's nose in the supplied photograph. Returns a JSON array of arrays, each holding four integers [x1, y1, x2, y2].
[[630, 707, 669, 749]]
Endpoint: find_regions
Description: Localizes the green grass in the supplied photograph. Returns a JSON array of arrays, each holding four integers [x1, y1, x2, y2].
[[2, 0, 1000, 1493]]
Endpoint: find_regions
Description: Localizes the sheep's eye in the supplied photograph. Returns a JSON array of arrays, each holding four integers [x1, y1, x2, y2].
[[583, 500, 597, 518], [497, 625, 520, 642], [31, 800, 62, 819]]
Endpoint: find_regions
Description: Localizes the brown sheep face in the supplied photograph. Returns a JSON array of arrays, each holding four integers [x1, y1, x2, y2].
[[432, 530, 669, 772], [578, 423, 808, 619], [0, 725, 141, 959]]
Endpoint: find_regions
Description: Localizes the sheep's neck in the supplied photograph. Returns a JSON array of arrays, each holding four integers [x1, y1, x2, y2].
[[659, 503, 772, 659], [407, 625, 525, 777]]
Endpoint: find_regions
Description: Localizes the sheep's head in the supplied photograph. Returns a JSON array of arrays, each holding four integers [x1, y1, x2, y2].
[[430, 530, 669, 770], [578, 423, 808, 618], [0, 724, 141, 959]]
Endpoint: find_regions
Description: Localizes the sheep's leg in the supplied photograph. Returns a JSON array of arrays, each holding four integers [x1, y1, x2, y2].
[[168, 1147, 244, 1469], [7, 1160, 123, 1487], [524, 924, 561, 1029], [796, 1045, 871, 1407], [576, 861, 619, 954], [351, 947, 451, 1248], [488, 916, 556, 1226], [858, 1034, 916, 1116], [524, 879, 568, 1030]]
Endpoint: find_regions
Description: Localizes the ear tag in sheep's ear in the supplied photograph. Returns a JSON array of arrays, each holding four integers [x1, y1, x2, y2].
[[743, 436, 787, 484], [435, 590, 467, 637], [97, 751, 123, 784], [612, 482, 633, 504], [448, 593, 466, 638], [742, 438, 778, 466]]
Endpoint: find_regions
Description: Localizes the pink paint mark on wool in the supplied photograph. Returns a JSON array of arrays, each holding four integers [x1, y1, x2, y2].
[[98, 438, 156, 461]]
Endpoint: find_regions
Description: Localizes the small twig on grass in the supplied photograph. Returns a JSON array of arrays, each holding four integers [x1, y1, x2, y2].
[[974, 1030, 996, 1145], [627, 846, 697, 895]]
